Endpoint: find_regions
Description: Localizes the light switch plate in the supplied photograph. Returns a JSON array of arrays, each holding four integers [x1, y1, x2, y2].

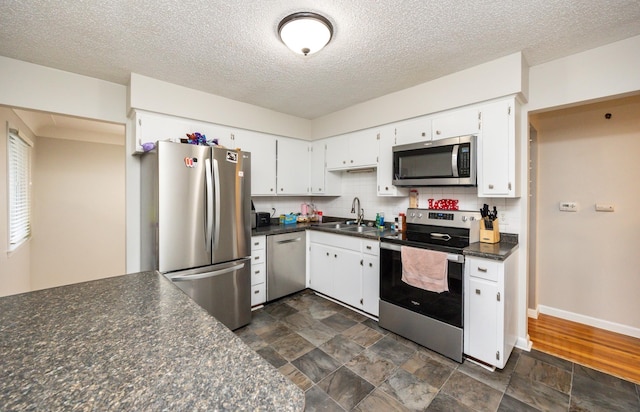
[[595, 204, 615, 212], [559, 201, 578, 212]]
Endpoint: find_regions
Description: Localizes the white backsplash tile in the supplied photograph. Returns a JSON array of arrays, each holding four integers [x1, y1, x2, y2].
[[252, 172, 521, 234]]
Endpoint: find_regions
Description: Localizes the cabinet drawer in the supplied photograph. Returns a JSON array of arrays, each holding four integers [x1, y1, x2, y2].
[[251, 262, 266, 285], [309, 231, 361, 251], [251, 283, 266, 306], [251, 236, 266, 251], [362, 240, 379, 256], [468, 259, 499, 281], [251, 249, 266, 265]]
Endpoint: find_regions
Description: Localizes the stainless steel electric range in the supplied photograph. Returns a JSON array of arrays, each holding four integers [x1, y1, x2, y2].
[[379, 208, 481, 362]]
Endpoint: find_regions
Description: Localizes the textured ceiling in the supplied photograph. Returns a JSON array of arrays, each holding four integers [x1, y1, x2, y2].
[[1, 1, 640, 120]]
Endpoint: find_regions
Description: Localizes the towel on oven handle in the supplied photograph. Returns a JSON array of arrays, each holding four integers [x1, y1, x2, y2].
[[400, 246, 449, 293]]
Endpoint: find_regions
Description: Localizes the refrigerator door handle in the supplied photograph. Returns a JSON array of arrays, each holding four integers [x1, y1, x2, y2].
[[169, 262, 246, 282], [205, 158, 214, 250], [213, 158, 221, 247]]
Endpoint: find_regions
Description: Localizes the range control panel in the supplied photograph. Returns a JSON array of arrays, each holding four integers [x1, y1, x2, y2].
[[406, 208, 482, 229]]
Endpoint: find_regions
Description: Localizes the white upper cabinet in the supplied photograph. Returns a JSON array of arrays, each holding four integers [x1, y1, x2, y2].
[[394, 116, 431, 145], [477, 97, 519, 197], [133, 110, 234, 152], [377, 125, 407, 197], [310, 140, 341, 196], [326, 130, 377, 170], [431, 107, 480, 140], [277, 138, 310, 195], [233, 130, 277, 196]]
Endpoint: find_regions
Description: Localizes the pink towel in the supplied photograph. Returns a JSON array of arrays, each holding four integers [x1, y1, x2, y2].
[[401, 246, 449, 293]]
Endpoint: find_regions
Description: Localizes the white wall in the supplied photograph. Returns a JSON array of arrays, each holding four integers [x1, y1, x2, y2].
[[311, 52, 528, 139], [0, 107, 35, 296], [31, 136, 126, 291], [530, 96, 640, 335], [0, 56, 127, 124]]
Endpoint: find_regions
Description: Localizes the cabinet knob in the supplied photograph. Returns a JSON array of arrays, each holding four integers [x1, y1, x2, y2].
[[360, 298, 363, 305], [254, 270, 260, 274], [369, 263, 373, 267], [488, 184, 494, 189], [334, 254, 338, 258], [326, 252, 329, 256], [280, 188, 284, 191], [360, 259, 363, 266], [366, 245, 372, 250], [385, 186, 389, 190], [475, 289, 481, 295], [254, 290, 260, 294], [270, 188, 274, 192], [436, 130, 441, 135], [478, 267, 487, 272], [350, 160, 354, 163]]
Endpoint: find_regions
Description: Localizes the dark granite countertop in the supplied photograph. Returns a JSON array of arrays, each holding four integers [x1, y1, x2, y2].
[[464, 234, 519, 261], [0, 272, 304, 411]]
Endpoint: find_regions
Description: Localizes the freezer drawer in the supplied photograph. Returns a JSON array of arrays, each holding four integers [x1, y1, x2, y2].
[[165, 258, 251, 330]]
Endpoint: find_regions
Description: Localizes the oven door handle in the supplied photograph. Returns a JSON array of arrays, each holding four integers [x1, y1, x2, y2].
[[380, 242, 465, 263], [430, 233, 452, 241]]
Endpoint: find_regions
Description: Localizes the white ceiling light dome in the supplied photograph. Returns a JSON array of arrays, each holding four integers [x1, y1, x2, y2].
[[278, 12, 333, 56]]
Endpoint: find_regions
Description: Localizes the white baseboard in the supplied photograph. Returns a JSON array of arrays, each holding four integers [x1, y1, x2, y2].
[[538, 305, 640, 339], [527, 307, 539, 319], [516, 335, 533, 351]]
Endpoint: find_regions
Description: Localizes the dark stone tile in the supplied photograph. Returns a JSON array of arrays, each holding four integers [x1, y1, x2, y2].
[[458, 353, 518, 392], [346, 349, 397, 386], [401, 351, 455, 388], [297, 320, 339, 346], [304, 385, 345, 412], [256, 345, 287, 368], [233, 327, 268, 350], [254, 321, 293, 344], [362, 318, 389, 335], [514, 353, 572, 394], [498, 394, 541, 412], [292, 348, 342, 383], [425, 393, 475, 412], [379, 368, 438, 411], [321, 313, 358, 333], [441, 370, 503, 411], [415, 345, 460, 369], [264, 302, 299, 319], [279, 363, 313, 391], [271, 332, 316, 361], [307, 301, 338, 320], [317, 366, 375, 410], [386, 332, 420, 351], [245, 309, 277, 330], [338, 306, 369, 322], [369, 335, 416, 366], [282, 311, 316, 331], [569, 364, 640, 412], [354, 388, 409, 412], [319, 334, 364, 364], [523, 349, 573, 372], [341, 323, 383, 348], [506, 373, 570, 412]]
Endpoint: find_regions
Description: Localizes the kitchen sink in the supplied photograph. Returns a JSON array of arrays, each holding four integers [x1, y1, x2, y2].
[[339, 225, 379, 233]]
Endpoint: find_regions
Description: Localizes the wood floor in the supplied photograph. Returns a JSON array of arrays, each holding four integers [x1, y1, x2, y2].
[[528, 313, 640, 385]]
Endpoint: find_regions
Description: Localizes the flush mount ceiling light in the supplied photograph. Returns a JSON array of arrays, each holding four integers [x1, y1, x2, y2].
[[278, 12, 333, 56]]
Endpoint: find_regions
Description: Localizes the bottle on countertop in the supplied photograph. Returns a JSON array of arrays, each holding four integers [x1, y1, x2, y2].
[[398, 213, 406, 232]]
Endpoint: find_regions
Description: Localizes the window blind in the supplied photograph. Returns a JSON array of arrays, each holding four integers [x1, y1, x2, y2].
[[8, 128, 32, 250]]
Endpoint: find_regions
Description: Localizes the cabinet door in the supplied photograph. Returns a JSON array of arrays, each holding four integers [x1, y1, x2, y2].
[[332, 249, 363, 309], [478, 99, 514, 197], [349, 130, 378, 168], [394, 116, 431, 145], [431, 107, 480, 140], [277, 138, 310, 195], [325, 135, 347, 170], [234, 131, 277, 195], [466, 277, 498, 364], [362, 254, 379, 316], [309, 243, 335, 297], [309, 141, 325, 194], [377, 125, 407, 196]]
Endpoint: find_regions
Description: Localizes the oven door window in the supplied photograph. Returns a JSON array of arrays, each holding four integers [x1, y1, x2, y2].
[[380, 246, 463, 328]]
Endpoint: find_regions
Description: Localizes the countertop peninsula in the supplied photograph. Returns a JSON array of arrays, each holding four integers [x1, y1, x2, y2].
[[0, 272, 304, 411]]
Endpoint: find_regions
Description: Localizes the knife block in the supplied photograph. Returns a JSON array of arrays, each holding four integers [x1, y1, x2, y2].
[[480, 219, 500, 244]]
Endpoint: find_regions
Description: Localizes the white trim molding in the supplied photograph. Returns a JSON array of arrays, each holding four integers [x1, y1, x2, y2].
[[538, 305, 640, 339]]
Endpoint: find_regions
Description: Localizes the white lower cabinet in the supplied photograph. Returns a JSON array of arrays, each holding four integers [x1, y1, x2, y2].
[[308, 231, 380, 316], [464, 250, 518, 368], [250, 236, 266, 307]]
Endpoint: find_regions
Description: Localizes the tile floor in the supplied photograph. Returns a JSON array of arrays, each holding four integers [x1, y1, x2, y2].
[[234, 290, 640, 411]]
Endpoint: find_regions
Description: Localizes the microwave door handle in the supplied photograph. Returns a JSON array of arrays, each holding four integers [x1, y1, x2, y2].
[[451, 144, 459, 177]]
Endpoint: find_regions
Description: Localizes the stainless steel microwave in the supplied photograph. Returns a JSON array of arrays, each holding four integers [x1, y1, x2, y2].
[[392, 135, 477, 186]]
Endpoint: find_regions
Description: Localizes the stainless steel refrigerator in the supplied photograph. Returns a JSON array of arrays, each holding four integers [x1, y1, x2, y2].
[[141, 141, 252, 330]]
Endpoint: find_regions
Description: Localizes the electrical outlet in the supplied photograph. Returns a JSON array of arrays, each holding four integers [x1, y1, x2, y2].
[[499, 212, 506, 223], [559, 202, 578, 212]]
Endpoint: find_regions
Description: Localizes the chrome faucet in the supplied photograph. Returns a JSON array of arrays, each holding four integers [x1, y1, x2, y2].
[[350, 197, 364, 225]]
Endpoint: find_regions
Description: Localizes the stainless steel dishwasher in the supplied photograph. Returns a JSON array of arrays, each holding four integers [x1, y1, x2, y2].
[[267, 231, 307, 301]]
